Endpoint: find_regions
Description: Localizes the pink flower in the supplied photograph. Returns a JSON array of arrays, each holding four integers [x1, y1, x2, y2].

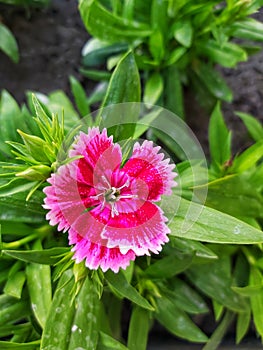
[[43, 127, 177, 272]]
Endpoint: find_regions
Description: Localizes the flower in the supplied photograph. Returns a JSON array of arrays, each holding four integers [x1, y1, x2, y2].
[[43, 127, 177, 272]]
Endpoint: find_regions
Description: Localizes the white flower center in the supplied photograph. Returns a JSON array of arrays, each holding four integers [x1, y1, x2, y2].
[[91, 176, 137, 217]]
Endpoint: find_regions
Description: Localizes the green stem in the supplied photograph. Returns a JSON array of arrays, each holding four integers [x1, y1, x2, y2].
[[202, 310, 235, 350], [2, 233, 39, 250]]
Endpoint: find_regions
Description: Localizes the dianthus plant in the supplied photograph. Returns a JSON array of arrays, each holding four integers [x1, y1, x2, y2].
[[44, 127, 177, 273]]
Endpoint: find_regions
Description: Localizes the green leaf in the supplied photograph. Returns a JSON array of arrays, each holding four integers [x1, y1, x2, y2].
[[203, 311, 235, 350], [3, 271, 26, 299], [166, 46, 187, 66], [26, 243, 52, 328], [87, 82, 108, 105], [198, 40, 247, 68], [189, 68, 216, 111], [0, 23, 19, 63], [0, 192, 45, 223], [195, 175, 263, 218], [173, 20, 193, 48], [79, 0, 151, 43], [236, 309, 251, 344], [100, 51, 141, 140], [17, 130, 50, 163], [149, 30, 164, 62], [128, 306, 149, 350], [41, 271, 101, 350], [145, 253, 193, 279], [68, 276, 101, 350], [167, 194, 263, 244], [231, 140, 263, 173], [133, 109, 162, 139], [163, 66, 184, 118], [105, 270, 154, 311], [102, 51, 141, 107], [249, 267, 263, 337], [232, 285, 263, 297], [98, 332, 129, 350], [155, 296, 208, 342], [0, 323, 31, 339], [231, 18, 263, 41], [0, 90, 22, 159], [209, 102, 231, 168], [236, 111, 263, 142], [151, 0, 168, 35], [143, 72, 163, 105], [0, 341, 40, 350], [47, 90, 80, 131], [0, 297, 29, 327], [79, 68, 111, 81], [82, 39, 128, 67], [0, 178, 39, 197], [160, 277, 209, 315], [193, 63, 232, 102], [186, 259, 248, 313], [170, 237, 218, 260], [3, 247, 70, 264], [69, 75, 90, 117]]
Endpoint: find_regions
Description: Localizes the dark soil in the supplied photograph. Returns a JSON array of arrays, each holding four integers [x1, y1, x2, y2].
[[0, 0, 89, 102]]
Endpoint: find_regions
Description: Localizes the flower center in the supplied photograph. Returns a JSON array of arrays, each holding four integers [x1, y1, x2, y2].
[[91, 175, 137, 218], [104, 187, 120, 204]]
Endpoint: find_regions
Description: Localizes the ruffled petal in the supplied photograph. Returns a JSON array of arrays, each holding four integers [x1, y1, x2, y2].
[[70, 127, 122, 187], [43, 162, 97, 232], [68, 229, 135, 273], [88, 201, 170, 256], [123, 140, 177, 201]]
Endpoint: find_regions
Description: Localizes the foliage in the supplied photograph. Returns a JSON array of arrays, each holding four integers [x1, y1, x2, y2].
[[0, 22, 19, 63], [79, 0, 263, 116], [0, 50, 263, 348], [0, 2, 263, 349]]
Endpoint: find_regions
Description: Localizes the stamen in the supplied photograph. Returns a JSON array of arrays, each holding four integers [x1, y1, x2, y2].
[[90, 192, 104, 200], [111, 203, 119, 217], [90, 175, 134, 217], [101, 175, 111, 187], [118, 179, 130, 191], [119, 194, 138, 200]]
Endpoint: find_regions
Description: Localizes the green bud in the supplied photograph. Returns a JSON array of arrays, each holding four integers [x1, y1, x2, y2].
[[17, 130, 51, 163], [73, 261, 88, 284], [16, 164, 51, 181]]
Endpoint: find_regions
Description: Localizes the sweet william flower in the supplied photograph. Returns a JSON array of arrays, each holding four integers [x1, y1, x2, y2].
[[43, 127, 177, 272]]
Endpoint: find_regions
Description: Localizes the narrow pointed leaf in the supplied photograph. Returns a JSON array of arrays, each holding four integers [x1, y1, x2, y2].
[[105, 270, 154, 311]]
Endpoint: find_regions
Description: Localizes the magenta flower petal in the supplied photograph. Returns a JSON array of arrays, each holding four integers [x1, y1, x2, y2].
[[101, 202, 170, 256], [70, 127, 122, 187], [43, 127, 177, 272], [69, 229, 135, 273], [43, 163, 96, 232], [123, 140, 177, 201]]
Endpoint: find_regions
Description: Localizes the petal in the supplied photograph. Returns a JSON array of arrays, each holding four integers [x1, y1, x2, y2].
[[70, 127, 122, 187], [68, 229, 135, 273], [70, 206, 109, 245], [91, 201, 170, 256], [43, 162, 97, 232], [123, 140, 177, 201]]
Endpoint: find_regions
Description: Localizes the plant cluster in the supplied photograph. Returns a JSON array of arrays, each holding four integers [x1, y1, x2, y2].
[[0, 1, 263, 350], [79, 0, 263, 115]]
